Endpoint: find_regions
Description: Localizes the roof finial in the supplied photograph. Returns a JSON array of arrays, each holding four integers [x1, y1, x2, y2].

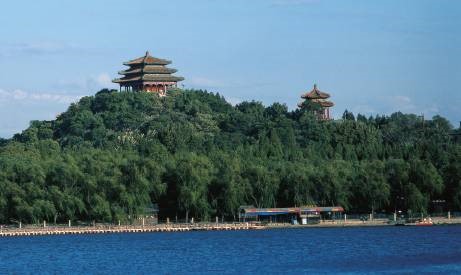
[[145, 50, 150, 56], [314, 83, 317, 89]]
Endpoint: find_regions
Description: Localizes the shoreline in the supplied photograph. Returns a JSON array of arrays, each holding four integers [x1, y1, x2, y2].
[[1, 217, 460, 238], [0, 223, 258, 238]]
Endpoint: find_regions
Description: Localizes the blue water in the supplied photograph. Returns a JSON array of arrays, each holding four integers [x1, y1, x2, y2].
[[1, 226, 461, 274]]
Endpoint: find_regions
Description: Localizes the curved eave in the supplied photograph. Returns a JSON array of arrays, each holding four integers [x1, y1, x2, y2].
[[118, 68, 178, 75], [298, 100, 334, 108], [123, 61, 171, 66], [113, 75, 185, 83], [113, 78, 127, 83], [123, 57, 172, 66], [301, 91, 331, 100], [320, 102, 334, 107], [142, 75, 184, 82]]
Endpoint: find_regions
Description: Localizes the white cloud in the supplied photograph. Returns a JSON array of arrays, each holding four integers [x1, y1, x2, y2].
[[388, 95, 416, 112], [12, 89, 27, 100], [344, 95, 442, 120], [16, 42, 69, 54], [351, 104, 376, 116], [186, 77, 272, 92], [0, 88, 83, 104], [188, 77, 225, 88], [0, 88, 86, 138], [53, 73, 117, 92], [0, 42, 95, 57], [379, 95, 440, 118], [88, 73, 118, 91], [96, 73, 113, 87], [224, 96, 243, 106]]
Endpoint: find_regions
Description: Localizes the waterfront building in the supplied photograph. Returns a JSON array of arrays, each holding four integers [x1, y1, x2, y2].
[[239, 206, 344, 224], [113, 51, 184, 95], [137, 203, 159, 225], [299, 84, 334, 120]]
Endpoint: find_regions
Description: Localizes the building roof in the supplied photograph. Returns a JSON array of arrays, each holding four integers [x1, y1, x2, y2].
[[123, 51, 171, 66], [119, 66, 178, 75], [301, 206, 344, 213], [301, 84, 331, 100], [240, 206, 344, 217], [113, 74, 185, 83], [298, 99, 334, 108], [242, 208, 299, 216], [311, 98, 334, 107]]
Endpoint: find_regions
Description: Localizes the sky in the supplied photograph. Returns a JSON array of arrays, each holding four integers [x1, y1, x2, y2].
[[0, 0, 460, 137]]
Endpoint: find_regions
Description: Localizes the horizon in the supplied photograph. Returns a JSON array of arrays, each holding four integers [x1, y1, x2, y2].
[[1, 0, 460, 138]]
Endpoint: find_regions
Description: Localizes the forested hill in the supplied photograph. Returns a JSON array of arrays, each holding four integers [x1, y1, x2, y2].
[[1, 89, 460, 224]]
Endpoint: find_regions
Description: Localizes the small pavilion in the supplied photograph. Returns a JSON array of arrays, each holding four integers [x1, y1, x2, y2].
[[113, 51, 184, 95], [299, 84, 334, 120]]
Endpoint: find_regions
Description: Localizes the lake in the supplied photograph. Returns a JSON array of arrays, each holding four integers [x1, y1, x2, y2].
[[1, 225, 461, 274]]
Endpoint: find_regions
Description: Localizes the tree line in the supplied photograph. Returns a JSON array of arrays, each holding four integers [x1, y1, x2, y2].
[[0, 89, 460, 224]]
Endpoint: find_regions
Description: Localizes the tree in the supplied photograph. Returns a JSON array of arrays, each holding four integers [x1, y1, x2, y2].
[[243, 164, 279, 208], [0, 88, 459, 224], [209, 152, 249, 219], [353, 161, 390, 214], [173, 153, 214, 221], [278, 162, 315, 207], [342, 110, 355, 121], [443, 147, 461, 209]]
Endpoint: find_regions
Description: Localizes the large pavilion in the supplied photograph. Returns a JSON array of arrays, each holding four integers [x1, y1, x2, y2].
[[113, 51, 184, 96]]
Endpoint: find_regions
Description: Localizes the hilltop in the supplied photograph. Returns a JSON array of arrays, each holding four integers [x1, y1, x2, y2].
[[0, 89, 460, 224]]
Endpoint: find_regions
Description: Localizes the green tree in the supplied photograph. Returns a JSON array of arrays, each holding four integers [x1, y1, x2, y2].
[[174, 153, 214, 221]]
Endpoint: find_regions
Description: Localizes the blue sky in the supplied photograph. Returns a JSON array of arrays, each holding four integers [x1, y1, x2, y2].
[[0, 0, 460, 137]]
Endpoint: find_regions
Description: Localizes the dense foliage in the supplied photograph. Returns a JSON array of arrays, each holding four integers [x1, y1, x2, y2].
[[0, 89, 460, 224]]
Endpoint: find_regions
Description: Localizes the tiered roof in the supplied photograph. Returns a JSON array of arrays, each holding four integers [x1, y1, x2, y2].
[[119, 66, 177, 75], [300, 84, 334, 107], [123, 52, 171, 66], [113, 51, 184, 84]]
